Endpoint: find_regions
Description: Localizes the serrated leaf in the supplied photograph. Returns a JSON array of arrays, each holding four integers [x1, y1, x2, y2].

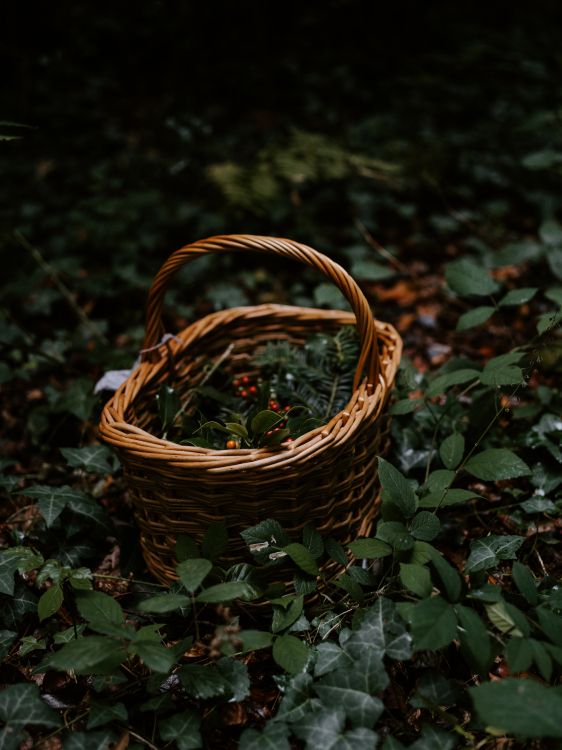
[[425, 369, 480, 397], [470, 679, 562, 738], [325, 536, 348, 565], [0, 683, 60, 728], [60, 445, 114, 475], [179, 664, 228, 699], [418, 488, 480, 508], [238, 630, 273, 653], [41, 636, 127, 675], [273, 634, 311, 674], [429, 552, 462, 602], [506, 636, 533, 672], [129, 640, 175, 673], [75, 590, 124, 625], [410, 511, 441, 542], [455, 604, 492, 674], [439, 433, 465, 469], [480, 364, 523, 386], [400, 563, 432, 598], [159, 709, 202, 750], [282, 543, 319, 576], [445, 258, 499, 296], [302, 525, 324, 558], [38, 584, 63, 621], [196, 581, 259, 603], [512, 561, 538, 605], [410, 597, 457, 651], [378, 457, 418, 517], [348, 538, 392, 559], [136, 593, 190, 613], [176, 558, 212, 593], [376, 521, 414, 550], [464, 449, 531, 480], [498, 287, 538, 306], [456, 305, 496, 331], [201, 520, 228, 561]]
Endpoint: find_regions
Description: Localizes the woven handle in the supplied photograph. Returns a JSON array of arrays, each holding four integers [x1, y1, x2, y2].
[[142, 234, 380, 389]]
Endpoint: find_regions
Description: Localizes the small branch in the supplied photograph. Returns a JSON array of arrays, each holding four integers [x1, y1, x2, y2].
[[355, 219, 410, 274], [13, 230, 109, 344]]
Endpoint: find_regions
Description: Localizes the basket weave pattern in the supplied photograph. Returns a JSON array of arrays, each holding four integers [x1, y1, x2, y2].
[[99, 235, 402, 584]]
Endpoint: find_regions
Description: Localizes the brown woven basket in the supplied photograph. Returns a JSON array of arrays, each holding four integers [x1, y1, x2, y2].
[[99, 235, 402, 585]]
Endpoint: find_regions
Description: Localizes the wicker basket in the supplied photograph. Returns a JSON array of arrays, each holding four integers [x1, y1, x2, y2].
[[99, 235, 402, 585]]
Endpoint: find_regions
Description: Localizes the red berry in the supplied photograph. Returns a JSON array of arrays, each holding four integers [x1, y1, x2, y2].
[[269, 400, 279, 411], [284, 405, 291, 412], [265, 430, 273, 437], [226, 439, 238, 449], [233, 379, 240, 387], [249, 385, 257, 395], [240, 390, 248, 398], [242, 375, 250, 385]]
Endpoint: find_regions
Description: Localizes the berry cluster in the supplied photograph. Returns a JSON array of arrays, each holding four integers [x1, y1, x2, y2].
[[232, 374, 258, 399]]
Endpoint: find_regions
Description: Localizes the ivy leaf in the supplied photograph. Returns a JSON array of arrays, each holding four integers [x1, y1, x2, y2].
[[239, 723, 291, 750], [282, 544, 319, 577], [314, 643, 354, 678], [201, 520, 228, 561], [177, 558, 213, 593], [196, 581, 259, 603], [455, 604, 492, 675], [498, 288, 538, 306], [464, 449, 531, 480], [272, 634, 311, 674], [410, 724, 457, 750], [0, 551, 21, 596], [60, 446, 115, 475], [465, 536, 524, 573], [64, 729, 118, 749], [22, 485, 88, 527], [217, 657, 250, 702], [348, 538, 392, 559], [456, 305, 496, 331], [0, 630, 17, 660], [410, 597, 457, 651], [400, 563, 432, 598], [292, 708, 379, 750], [159, 709, 202, 750], [439, 433, 465, 470], [378, 458, 418, 517], [86, 701, 127, 730], [445, 258, 499, 296], [410, 672, 460, 709], [410, 512, 441, 542], [345, 597, 412, 660], [0, 582, 37, 629], [38, 585, 64, 621], [314, 670, 384, 728], [470, 679, 562, 738], [0, 683, 60, 728]]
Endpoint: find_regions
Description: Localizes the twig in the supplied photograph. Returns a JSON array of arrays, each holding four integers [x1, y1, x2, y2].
[[355, 219, 410, 274], [13, 229, 109, 344]]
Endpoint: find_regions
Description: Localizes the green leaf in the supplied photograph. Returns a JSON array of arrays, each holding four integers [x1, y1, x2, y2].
[[378, 458, 418, 517], [410, 597, 457, 651], [201, 520, 228, 561], [0, 582, 37, 629], [239, 630, 274, 653], [540, 218, 562, 245], [390, 398, 424, 415], [175, 534, 199, 561], [465, 535, 524, 573], [179, 663, 228, 698], [512, 561, 538, 605], [272, 595, 304, 633], [159, 709, 202, 750], [22, 485, 88, 527], [456, 305, 496, 331], [75, 590, 124, 625], [348, 538, 392, 559], [314, 670, 384, 728], [64, 729, 118, 749], [0, 551, 21, 596], [345, 598, 412, 660], [439, 433, 465, 470], [196, 581, 259, 603], [325, 536, 348, 565], [38, 584, 63, 621], [429, 552, 462, 602], [60, 445, 114, 475], [314, 642, 354, 677], [224, 421, 249, 440], [530, 638, 553, 680], [335, 573, 365, 602], [464, 449, 531, 480], [537, 608, 562, 647], [410, 724, 456, 750], [41, 636, 127, 675], [0, 683, 60, 728], [272, 634, 311, 674], [86, 701, 127, 730], [177, 558, 213, 593], [239, 724, 291, 750], [251, 409, 283, 435], [217, 657, 250, 701], [498, 288, 538, 306], [445, 258, 499, 296], [400, 563, 432, 598], [506, 636, 533, 672], [455, 604, 492, 675], [480, 362, 523, 386], [425, 369, 480, 397], [129, 639, 175, 673], [470, 679, 562, 738], [410, 671, 459, 709], [418, 488, 480, 508], [64, 495, 112, 533], [302, 525, 324, 558], [282, 543, 319, 576], [410, 512, 441, 542], [485, 601, 528, 637], [0, 630, 17, 660], [351, 258, 395, 280], [136, 593, 190, 613], [376, 521, 414, 551]]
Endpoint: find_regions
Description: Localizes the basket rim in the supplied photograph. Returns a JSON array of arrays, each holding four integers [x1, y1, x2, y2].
[[99, 303, 402, 462]]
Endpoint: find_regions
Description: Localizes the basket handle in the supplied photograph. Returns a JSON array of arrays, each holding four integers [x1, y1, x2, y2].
[[142, 234, 380, 389]]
